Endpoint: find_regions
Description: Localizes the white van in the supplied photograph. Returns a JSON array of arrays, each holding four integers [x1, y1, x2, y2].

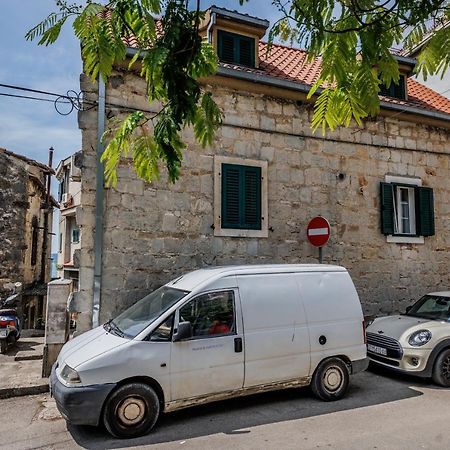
[[50, 264, 367, 438]]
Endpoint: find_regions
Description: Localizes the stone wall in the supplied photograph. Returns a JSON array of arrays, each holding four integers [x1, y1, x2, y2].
[[77, 70, 450, 328], [0, 153, 28, 298], [0, 153, 50, 300]]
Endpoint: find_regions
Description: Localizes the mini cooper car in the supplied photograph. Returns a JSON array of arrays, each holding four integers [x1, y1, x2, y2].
[[367, 291, 450, 386]]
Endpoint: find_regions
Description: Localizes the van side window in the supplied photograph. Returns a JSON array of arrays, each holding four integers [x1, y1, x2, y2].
[[179, 291, 235, 338], [148, 314, 174, 342]]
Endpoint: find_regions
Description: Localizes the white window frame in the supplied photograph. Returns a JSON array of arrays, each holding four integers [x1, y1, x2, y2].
[[385, 175, 424, 244], [214, 156, 268, 238], [395, 186, 416, 235]]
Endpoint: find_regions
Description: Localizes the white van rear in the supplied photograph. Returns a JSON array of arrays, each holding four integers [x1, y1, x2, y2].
[[50, 264, 367, 438]]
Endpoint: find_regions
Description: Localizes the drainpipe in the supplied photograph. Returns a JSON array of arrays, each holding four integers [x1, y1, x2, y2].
[[207, 11, 216, 44], [92, 77, 106, 328], [40, 146, 53, 284]]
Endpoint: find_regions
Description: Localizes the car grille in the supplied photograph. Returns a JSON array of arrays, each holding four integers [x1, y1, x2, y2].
[[367, 332, 403, 359], [369, 353, 400, 367]]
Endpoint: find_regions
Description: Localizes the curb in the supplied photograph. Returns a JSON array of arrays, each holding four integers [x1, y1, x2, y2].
[[0, 383, 49, 400]]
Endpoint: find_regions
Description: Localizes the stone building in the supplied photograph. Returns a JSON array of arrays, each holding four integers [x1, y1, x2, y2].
[[74, 7, 450, 332], [0, 147, 56, 328], [55, 152, 82, 288]]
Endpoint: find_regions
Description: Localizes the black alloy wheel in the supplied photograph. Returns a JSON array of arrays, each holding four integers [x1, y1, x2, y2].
[[432, 349, 450, 387], [103, 382, 160, 438]]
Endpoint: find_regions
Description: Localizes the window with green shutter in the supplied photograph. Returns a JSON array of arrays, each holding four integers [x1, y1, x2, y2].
[[379, 75, 407, 100], [221, 163, 261, 230], [217, 30, 255, 67], [380, 181, 434, 237]]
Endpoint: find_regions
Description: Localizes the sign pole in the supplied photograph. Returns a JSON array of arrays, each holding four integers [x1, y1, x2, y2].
[[319, 246, 323, 264]]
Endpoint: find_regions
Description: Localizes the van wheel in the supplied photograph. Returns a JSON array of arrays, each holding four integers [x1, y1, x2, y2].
[[103, 382, 160, 438], [432, 349, 450, 387], [311, 358, 349, 401]]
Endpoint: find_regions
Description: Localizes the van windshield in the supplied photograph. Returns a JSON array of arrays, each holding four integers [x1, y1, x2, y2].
[[107, 286, 189, 339], [405, 295, 450, 321]]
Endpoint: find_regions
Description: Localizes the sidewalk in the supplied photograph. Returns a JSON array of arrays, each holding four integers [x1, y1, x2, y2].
[[0, 336, 49, 399]]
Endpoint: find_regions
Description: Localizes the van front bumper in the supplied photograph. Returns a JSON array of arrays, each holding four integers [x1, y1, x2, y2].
[[50, 364, 116, 426]]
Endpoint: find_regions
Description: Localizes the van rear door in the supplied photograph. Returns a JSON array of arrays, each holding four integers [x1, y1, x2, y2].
[[237, 273, 310, 387]]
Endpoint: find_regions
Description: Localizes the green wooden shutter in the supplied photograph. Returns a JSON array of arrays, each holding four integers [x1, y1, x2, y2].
[[243, 166, 261, 229], [217, 30, 255, 67], [416, 186, 435, 236], [222, 164, 240, 228], [238, 36, 254, 67], [218, 31, 235, 63], [222, 164, 261, 230], [380, 182, 395, 235]]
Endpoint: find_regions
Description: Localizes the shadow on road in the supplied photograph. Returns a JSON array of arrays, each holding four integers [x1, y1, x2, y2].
[[68, 370, 425, 449]]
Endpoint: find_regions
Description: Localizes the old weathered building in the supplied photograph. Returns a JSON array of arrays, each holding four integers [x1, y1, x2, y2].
[[74, 7, 450, 332], [55, 152, 82, 288], [0, 148, 56, 328]]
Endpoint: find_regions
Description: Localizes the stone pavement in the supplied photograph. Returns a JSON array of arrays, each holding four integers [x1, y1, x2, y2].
[[0, 336, 49, 399]]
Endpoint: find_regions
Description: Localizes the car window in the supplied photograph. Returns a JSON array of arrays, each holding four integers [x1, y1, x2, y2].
[[179, 291, 235, 338], [407, 295, 450, 321], [148, 314, 174, 342]]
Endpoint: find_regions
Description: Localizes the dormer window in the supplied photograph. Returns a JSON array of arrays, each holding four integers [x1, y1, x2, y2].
[[380, 75, 407, 100], [217, 30, 255, 67]]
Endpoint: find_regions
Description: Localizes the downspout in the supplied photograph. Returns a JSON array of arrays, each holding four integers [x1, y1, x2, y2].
[[92, 77, 106, 328], [207, 11, 216, 44]]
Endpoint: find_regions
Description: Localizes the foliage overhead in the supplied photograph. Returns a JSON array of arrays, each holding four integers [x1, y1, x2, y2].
[[268, 0, 450, 132], [27, 0, 222, 185], [28, 1, 449, 183]]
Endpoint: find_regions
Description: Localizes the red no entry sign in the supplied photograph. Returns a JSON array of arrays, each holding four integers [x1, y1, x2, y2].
[[307, 216, 331, 247]]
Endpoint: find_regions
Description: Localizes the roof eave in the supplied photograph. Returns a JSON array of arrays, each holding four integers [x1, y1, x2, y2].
[[216, 66, 450, 124]]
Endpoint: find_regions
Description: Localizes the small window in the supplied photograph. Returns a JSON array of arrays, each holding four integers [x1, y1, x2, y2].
[[72, 228, 80, 243], [31, 216, 38, 266], [148, 314, 174, 342], [59, 233, 63, 253], [379, 76, 406, 100], [179, 291, 235, 339], [222, 163, 261, 230], [380, 181, 434, 238], [217, 30, 255, 67], [214, 156, 268, 238]]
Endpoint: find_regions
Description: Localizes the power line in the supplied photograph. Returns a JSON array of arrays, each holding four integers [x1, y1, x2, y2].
[[0, 92, 71, 103]]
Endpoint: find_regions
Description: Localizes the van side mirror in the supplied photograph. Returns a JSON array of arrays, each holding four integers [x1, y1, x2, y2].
[[405, 306, 412, 313], [173, 321, 193, 342]]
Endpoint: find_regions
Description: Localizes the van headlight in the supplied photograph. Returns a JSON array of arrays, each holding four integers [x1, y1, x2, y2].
[[60, 364, 81, 384], [408, 330, 432, 346]]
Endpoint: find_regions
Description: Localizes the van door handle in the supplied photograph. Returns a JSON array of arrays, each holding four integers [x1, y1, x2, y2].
[[234, 337, 243, 353]]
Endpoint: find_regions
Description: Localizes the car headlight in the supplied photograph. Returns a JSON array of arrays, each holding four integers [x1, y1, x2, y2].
[[408, 330, 432, 347], [60, 364, 81, 384]]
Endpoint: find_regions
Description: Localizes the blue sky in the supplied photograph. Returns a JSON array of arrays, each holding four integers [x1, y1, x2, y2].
[[0, 1, 280, 166], [0, 0, 448, 168]]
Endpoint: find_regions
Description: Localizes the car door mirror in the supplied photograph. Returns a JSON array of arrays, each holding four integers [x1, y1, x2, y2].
[[405, 306, 412, 313], [173, 321, 193, 342]]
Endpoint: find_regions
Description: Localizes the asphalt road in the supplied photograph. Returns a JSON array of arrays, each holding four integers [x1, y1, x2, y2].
[[2, 367, 450, 450]]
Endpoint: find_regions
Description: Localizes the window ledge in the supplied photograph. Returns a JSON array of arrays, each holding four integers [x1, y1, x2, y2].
[[386, 235, 424, 244], [214, 227, 268, 238]]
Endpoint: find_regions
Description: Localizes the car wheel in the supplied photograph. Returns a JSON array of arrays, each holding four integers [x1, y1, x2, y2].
[[103, 382, 160, 438], [311, 357, 350, 401], [432, 349, 450, 387], [0, 340, 6, 354]]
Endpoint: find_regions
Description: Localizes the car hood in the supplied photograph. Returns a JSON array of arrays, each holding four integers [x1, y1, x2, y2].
[[367, 315, 436, 341], [58, 325, 128, 369]]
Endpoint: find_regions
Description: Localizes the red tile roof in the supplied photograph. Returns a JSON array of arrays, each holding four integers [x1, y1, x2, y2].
[[111, 8, 449, 118], [220, 41, 450, 117]]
